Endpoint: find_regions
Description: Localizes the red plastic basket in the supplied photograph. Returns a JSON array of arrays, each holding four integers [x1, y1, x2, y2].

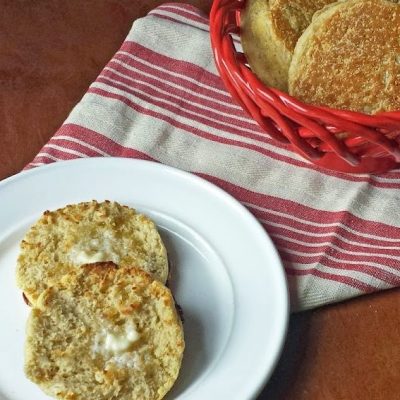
[[210, 0, 400, 174]]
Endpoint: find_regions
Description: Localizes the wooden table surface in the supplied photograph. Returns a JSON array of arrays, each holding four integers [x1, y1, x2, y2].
[[1, 1, 399, 398]]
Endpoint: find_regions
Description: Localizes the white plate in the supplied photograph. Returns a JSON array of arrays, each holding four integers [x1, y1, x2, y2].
[[0, 158, 288, 400]]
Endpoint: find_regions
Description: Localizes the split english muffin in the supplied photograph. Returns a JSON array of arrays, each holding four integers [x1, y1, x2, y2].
[[16, 200, 168, 304], [25, 263, 184, 400], [288, 0, 400, 113], [241, 0, 334, 91]]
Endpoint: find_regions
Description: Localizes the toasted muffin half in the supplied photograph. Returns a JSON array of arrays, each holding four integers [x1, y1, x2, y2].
[[25, 263, 184, 400], [288, 0, 400, 113], [16, 201, 168, 304], [241, 0, 333, 90]]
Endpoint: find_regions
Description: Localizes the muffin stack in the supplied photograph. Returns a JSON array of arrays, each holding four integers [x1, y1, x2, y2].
[[16, 201, 184, 400], [241, 0, 400, 114]]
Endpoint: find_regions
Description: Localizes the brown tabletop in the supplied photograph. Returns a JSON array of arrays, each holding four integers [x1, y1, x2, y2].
[[1, 1, 399, 399]]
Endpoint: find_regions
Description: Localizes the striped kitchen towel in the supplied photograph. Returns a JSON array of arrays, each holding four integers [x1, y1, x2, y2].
[[27, 3, 400, 311]]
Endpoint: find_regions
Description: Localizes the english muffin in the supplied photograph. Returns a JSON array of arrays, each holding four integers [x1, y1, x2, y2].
[[16, 201, 168, 304], [25, 263, 184, 400], [288, 0, 400, 113], [241, 0, 333, 90]]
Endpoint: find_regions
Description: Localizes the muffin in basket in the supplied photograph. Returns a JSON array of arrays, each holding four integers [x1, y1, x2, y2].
[[289, 0, 400, 114]]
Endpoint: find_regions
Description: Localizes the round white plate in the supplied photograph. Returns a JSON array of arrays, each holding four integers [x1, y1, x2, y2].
[[0, 158, 288, 400]]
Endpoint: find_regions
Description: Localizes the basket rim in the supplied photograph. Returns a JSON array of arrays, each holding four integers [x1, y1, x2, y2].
[[208, 0, 400, 171]]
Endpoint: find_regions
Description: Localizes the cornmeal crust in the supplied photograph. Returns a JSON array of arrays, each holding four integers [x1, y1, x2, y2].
[[289, 0, 400, 113]]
